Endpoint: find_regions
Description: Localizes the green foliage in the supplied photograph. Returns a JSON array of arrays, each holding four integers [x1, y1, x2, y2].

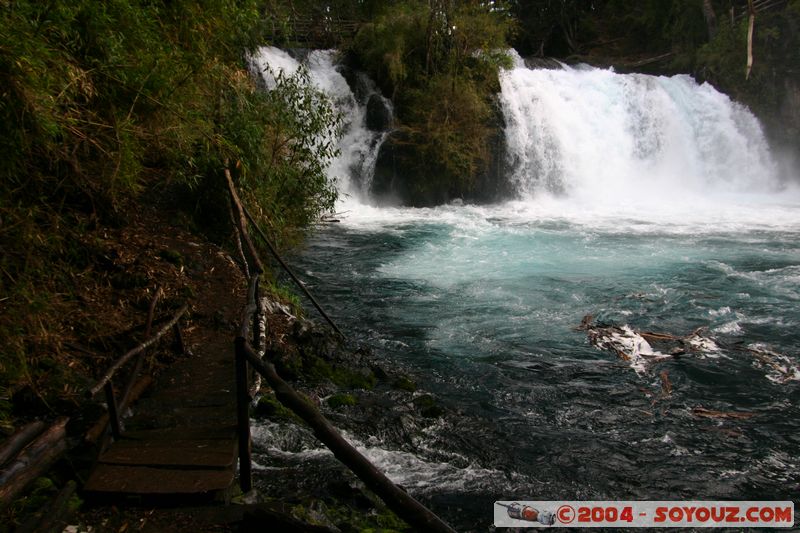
[[351, 0, 514, 202], [326, 392, 357, 408], [264, 280, 303, 315], [0, 0, 342, 418], [400, 74, 494, 198], [696, 19, 748, 90], [236, 66, 342, 246], [352, 3, 424, 94], [695, 3, 800, 125]]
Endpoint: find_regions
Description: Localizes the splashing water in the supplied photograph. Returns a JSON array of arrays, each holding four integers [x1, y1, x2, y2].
[[499, 52, 783, 203]]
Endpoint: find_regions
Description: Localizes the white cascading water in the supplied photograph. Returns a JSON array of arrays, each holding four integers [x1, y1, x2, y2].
[[249, 47, 797, 228], [499, 52, 782, 204], [248, 46, 388, 202]]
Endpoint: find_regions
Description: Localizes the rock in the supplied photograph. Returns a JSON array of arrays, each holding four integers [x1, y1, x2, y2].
[[365, 94, 393, 131], [371, 101, 512, 207]]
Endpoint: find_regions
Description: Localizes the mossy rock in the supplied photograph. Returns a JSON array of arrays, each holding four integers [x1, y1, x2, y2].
[[303, 354, 376, 390], [392, 376, 417, 392], [326, 393, 357, 409], [413, 394, 443, 418], [330, 366, 376, 390], [254, 394, 297, 421]]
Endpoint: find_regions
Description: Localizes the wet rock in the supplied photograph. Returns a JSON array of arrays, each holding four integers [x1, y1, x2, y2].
[[366, 94, 393, 131]]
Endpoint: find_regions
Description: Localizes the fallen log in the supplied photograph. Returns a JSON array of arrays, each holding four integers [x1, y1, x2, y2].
[[239, 341, 455, 533], [0, 421, 46, 468], [581, 316, 722, 373], [746, 345, 800, 383], [0, 417, 69, 508]]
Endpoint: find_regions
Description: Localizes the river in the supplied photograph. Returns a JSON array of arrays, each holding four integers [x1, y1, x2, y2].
[[251, 47, 800, 530]]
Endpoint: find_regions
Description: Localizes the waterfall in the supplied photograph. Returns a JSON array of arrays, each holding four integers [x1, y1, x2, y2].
[[248, 46, 390, 202], [250, 46, 789, 214], [499, 52, 782, 204]]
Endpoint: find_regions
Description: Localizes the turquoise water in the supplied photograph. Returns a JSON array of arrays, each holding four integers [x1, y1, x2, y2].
[[290, 200, 800, 526]]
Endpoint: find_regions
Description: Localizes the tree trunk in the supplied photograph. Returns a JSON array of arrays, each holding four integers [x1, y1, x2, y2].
[[0, 421, 46, 468], [702, 0, 718, 40]]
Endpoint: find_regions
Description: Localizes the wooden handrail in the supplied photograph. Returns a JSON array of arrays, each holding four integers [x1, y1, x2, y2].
[[88, 303, 189, 398], [224, 164, 264, 275], [230, 163, 453, 530], [242, 204, 345, 339], [236, 340, 456, 533]]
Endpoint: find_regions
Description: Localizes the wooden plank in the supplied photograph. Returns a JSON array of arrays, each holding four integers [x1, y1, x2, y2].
[[97, 439, 236, 468], [120, 426, 237, 442], [84, 464, 234, 494]]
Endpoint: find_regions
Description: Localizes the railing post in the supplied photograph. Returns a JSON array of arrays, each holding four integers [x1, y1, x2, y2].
[[104, 382, 122, 440], [235, 337, 252, 492], [173, 323, 186, 354]]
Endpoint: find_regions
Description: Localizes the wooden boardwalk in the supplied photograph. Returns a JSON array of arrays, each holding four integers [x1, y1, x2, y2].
[[84, 334, 239, 498]]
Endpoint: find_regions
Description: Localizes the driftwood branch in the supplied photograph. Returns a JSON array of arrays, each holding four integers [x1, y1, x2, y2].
[[624, 52, 674, 69], [0, 421, 46, 468], [242, 204, 345, 339], [692, 407, 755, 420], [0, 418, 69, 508], [240, 341, 455, 533], [88, 303, 188, 397]]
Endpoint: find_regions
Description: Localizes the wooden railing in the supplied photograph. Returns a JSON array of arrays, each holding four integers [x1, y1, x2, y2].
[[86, 300, 188, 441], [225, 166, 456, 533], [265, 16, 361, 47]]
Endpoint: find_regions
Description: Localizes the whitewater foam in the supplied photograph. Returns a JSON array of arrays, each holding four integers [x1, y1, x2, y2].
[[249, 46, 387, 199]]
